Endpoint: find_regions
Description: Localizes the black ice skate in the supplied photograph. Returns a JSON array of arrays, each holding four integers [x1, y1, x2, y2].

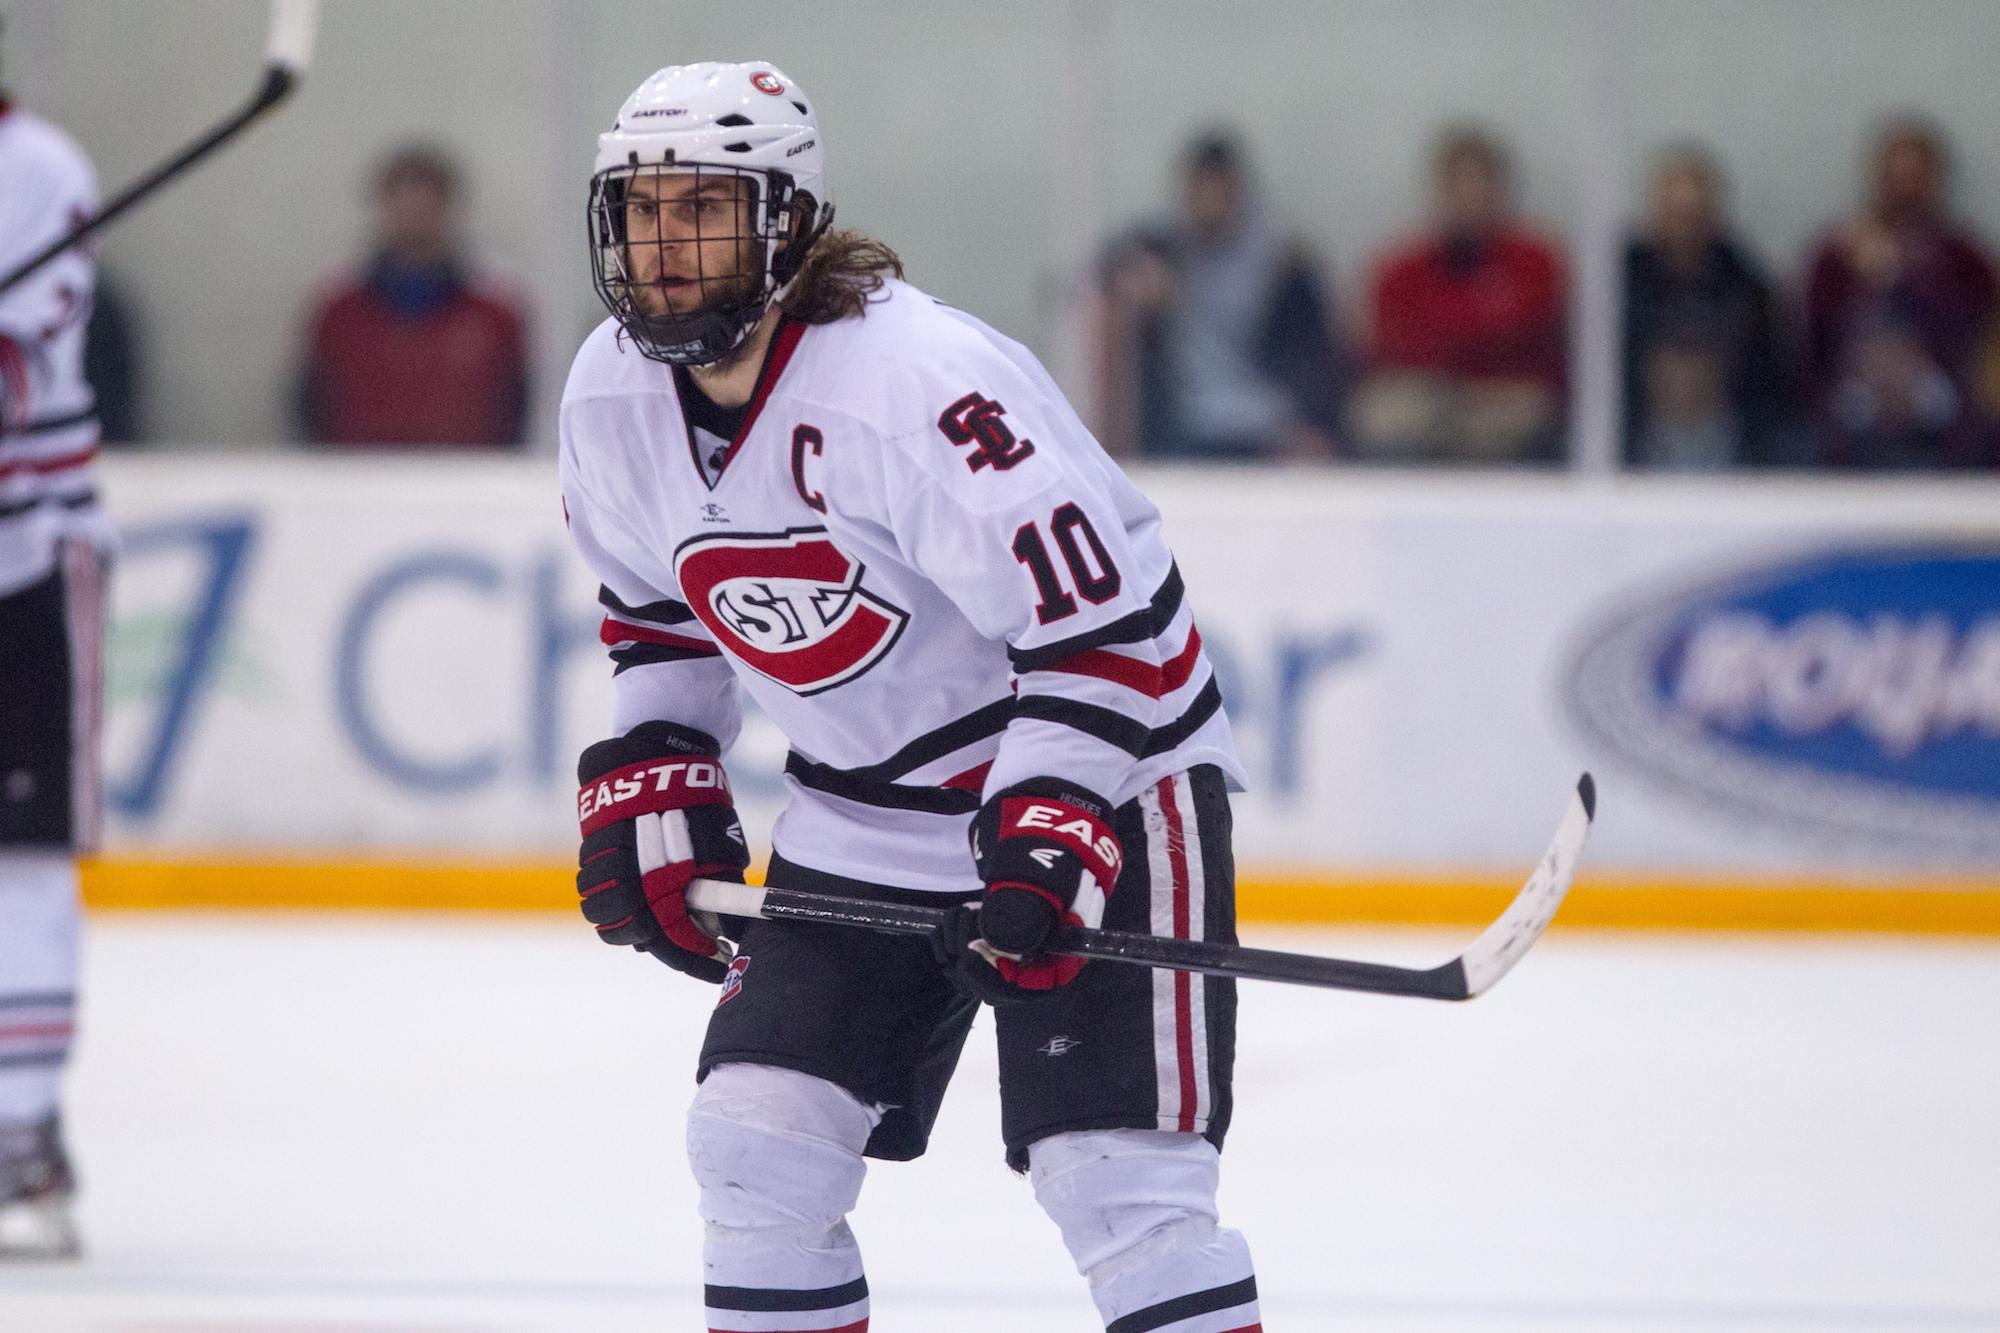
[[0, 1114, 81, 1260]]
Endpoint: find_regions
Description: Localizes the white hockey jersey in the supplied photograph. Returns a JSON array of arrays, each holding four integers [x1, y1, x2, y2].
[[0, 102, 105, 597], [559, 280, 1246, 893]]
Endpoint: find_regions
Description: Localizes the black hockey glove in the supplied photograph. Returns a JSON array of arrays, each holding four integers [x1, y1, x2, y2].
[[575, 721, 749, 983], [957, 778, 1122, 1004]]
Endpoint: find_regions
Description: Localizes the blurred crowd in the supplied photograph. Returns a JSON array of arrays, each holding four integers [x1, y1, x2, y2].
[[89, 118, 2000, 471], [1095, 115, 2000, 470], [91, 142, 533, 453], [291, 145, 531, 451]]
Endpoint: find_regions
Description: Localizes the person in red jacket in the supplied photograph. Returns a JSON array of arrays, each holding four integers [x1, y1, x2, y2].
[[1804, 116, 1998, 469], [1352, 125, 1568, 463], [296, 145, 530, 449]]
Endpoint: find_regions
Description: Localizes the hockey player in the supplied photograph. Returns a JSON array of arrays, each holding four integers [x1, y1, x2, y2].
[[0, 78, 106, 1259], [563, 63, 1261, 1332]]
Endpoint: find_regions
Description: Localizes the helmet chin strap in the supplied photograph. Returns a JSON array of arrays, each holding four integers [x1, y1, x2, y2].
[[770, 200, 834, 306], [685, 306, 785, 395], [629, 291, 768, 368]]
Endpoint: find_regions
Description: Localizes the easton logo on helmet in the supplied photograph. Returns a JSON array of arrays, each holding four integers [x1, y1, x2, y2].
[[674, 528, 910, 695], [750, 70, 785, 95]]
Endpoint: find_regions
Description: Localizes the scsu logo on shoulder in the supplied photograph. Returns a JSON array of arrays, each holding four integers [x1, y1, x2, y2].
[[674, 527, 911, 695]]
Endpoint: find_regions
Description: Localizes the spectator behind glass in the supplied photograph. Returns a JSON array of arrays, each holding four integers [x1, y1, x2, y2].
[[1094, 131, 1343, 461], [1352, 125, 1567, 464], [1623, 145, 1791, 469], [296, 144, 530, 448], [1805, 116, 1998, 468]]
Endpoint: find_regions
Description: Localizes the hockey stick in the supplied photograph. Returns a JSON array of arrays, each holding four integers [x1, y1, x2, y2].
[[685, 773, 1595, 1001], [0, 0, 321, 299]]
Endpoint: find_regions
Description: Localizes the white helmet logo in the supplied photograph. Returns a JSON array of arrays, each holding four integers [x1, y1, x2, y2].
[[750, 70, 785, 96]]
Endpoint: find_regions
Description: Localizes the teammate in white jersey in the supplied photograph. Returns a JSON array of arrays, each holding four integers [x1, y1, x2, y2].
[[0, 79, 107, 1261], [562, 63, 1261, 1332]]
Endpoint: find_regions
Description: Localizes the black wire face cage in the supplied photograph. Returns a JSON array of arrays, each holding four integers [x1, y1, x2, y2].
[[588, 160, 815, 367]]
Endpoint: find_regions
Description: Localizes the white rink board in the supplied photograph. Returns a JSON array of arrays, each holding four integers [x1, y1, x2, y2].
[[97, 457, 2000, 873]]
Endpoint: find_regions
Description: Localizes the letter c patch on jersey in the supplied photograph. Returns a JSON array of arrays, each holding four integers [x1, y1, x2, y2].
[[673, 528, 911, 695]]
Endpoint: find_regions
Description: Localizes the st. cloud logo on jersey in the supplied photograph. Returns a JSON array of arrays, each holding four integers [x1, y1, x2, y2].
[[673, 527, 910, 694]]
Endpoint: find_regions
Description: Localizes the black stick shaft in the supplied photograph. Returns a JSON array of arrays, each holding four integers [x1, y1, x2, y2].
[[687, 775, 1589, 1003], [744, 885, 1470, 999], [0, 68, 294, 299], [744, 886, 953, 938], [1061, 925, 1470, 999]]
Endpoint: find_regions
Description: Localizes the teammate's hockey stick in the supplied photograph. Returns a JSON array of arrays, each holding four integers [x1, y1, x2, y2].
[[685, 773, 1595, 1001], [0, 0, 321, 299]]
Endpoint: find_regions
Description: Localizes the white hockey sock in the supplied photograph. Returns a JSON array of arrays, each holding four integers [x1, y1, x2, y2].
[[1032, 1128, 1261, 1332], [0, 851, 81, 1124], [688, 1063, 877, 1332]]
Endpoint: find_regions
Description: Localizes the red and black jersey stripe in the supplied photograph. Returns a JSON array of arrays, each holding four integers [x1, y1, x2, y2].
[[596, 585, 721, 675], [1012, 693, 1152, 755], [0, 444, 95, 483], [784, 753, 983, 815], [1034, 625, 1205, 700], [782, 697, 1015, 815], [596, 583, 698, 627], [0, 488, 96, 522], [0, 406, 98, 442], [1013, 677, 1223, 760], [1143, 677, 1224, 756], [794, 673, 1223, 811], [609, 640, 723, 674], [855, 696, 1014, 779], [1007, 564, 1184, 673]]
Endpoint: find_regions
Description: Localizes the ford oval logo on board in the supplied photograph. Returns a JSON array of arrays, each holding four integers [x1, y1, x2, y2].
[[1568, 544, 2000, 860]]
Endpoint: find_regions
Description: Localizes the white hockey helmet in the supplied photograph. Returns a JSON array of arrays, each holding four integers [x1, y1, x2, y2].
[[588, 61, 834, 366]]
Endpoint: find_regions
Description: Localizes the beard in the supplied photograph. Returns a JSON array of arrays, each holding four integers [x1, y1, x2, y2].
[[629, 238, 764, 319]]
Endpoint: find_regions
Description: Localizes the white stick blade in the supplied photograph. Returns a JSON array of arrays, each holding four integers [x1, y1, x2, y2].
[[266, 0, 321, 74], [1458, 774, 1595, 997]]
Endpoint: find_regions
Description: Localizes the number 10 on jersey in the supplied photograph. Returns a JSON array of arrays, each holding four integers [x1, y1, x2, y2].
[[1012, 503, 1122, 624]]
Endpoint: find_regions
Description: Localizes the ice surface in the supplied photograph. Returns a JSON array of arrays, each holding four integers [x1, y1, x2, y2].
[[4, 917, 1997, 1331]]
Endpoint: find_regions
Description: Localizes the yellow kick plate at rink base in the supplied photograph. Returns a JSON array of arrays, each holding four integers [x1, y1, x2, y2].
[[76, 858, 2000, 936]]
